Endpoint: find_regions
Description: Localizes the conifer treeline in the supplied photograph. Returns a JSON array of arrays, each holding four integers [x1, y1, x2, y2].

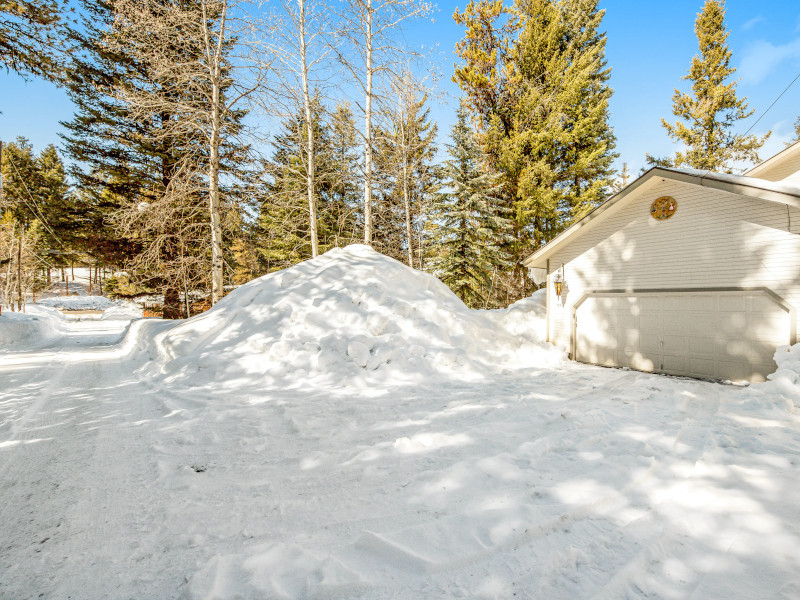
[[0, 0, 770, 312]]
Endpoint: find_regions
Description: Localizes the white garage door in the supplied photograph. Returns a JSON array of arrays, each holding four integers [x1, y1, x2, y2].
[[574, 290, 792, 383]]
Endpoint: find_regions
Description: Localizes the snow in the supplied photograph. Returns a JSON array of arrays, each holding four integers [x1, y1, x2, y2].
[[671, 166, 800, 198], [0, 305, 67, 350], [1, 245, 800, 599], [38, 295, 115, 311]]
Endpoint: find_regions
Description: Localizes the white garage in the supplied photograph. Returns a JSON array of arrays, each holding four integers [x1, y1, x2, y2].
[[574, 289, 792, 382], [524, 143, 800, 383]]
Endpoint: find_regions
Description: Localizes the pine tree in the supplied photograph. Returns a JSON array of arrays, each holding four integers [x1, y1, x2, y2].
[[453, 0, 617, 301], [372, 83, 438, 267], [62, 0, 252, 315], [657, 0, 767, 171], [257, 101, 334, 271], [611, 162, 631, 193], [431, 106, 513, 308], [558, 0, 616, 221], [0, 139, 53, 308], [0, 0, 64, 79], [34, 145, 75, 251], [320, 102, 362, 249], [60, 0, 183, 279]]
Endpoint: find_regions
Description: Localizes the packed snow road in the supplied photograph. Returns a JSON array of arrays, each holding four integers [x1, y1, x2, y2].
[[2, 247, 800, 599]]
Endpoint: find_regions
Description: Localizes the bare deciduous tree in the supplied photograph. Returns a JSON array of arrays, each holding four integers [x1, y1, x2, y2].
[[107, 0, 262, 306], [260, 0, 334, 258], [332, 0, 432, 246], [389, 72, 436, 267]]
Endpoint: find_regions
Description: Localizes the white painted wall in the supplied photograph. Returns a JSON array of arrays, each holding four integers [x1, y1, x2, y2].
[[546, 177, 800, 354]]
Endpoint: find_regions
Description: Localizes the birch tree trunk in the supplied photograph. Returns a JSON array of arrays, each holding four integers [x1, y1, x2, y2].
[[403, 156, 413, 267], [202, 0, 226, 303], [362, 0, 374, 245], [299, 0, 319, 257], [334, 0, 430, 247]]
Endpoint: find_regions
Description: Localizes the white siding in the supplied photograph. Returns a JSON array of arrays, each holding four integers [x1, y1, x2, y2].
[[546, 178, 800, 353]]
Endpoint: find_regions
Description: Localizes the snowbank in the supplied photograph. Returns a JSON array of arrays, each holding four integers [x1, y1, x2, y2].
[[100, 301, 143, 321], [0, 305, 66, 350], [150, 245, 562, 389], [38, 295, 115, 311], [747, 344, 800, 410], [481, 288, 547, 342]]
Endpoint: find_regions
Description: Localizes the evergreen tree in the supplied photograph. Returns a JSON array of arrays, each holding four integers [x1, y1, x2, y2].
[[0, 137, 40, 225], [0, 0, 64, 79], [323, 102, 362, 247], [60, 0, 179, 278], [656, 0, 767, 171], [453, 0, 617, 301], [0, 139, 54, 308], [559, 0, 616, 221], [61, 0, 251, 315], [34, 145, 76, 252], [258, 101, 334, 271], [372, 85, 438, 267], [611, 162, 631, 193], [431, 106, 513, 308]]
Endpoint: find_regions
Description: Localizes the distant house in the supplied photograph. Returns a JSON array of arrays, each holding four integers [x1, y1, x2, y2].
[[523, 142, 800, 383]]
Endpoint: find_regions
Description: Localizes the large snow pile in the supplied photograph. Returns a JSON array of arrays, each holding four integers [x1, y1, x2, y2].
[[0, 305, 67, 350], [750, 344, 800, 409], [481, 288, 546, 341], [99, 301, 143, 321], [149, 245, 561, 389], [38, 295, 115, 311]]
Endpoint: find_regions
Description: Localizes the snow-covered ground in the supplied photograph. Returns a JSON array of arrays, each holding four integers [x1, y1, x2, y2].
[[1, 245, 799, 599]]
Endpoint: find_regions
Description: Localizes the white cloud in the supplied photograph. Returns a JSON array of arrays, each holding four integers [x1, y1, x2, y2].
[[742, 15, 766, 31], [738, 38, 800, 85]]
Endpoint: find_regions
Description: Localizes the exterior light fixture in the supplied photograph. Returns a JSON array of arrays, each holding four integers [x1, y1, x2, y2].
[[553, 265, 565, 298]]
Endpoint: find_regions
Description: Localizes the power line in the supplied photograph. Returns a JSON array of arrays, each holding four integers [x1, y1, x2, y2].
[[744, 70, 800, 137], [5, 151, 65, 248]]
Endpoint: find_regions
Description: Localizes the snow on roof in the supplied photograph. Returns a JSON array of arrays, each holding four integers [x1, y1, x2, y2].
[[147, 244, 561, 389], [671, 167, 800, 198]]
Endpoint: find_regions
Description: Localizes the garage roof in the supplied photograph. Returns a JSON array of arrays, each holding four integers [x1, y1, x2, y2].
[[745, 140, 800, 181], [523, 166, 800, 269]]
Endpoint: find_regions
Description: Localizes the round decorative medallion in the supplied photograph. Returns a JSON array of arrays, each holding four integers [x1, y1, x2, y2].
[[650, 196, 677, 220]]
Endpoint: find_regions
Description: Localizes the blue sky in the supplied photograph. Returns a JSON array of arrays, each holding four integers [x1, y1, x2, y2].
[[2, 0, 800, 178]]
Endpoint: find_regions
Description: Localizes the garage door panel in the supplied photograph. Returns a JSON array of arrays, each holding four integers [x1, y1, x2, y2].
[[661, 355, 686, 373], [620, 329, 640, 351], [660, 296, 687, 311], [639, 313, 662, 332], [747, 314, 789, 342], [640, 333, 662, 353], [661, 334, 685, 354], [625, 351, 655, 372], [751, 295, 781, 313], [617, 314, 636, 330], [682, 314, 716, 337], [719, 313, 747, 335], [716, 359, 753, 383], [686, 358, 715, 378], [687, 336, 716, 355], [720, 339, 780, 364], [575, 291, 790, 383]]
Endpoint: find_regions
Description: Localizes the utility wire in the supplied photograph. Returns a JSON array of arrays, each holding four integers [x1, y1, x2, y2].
[[6, 152, 66, 249], [744, 70, 800, 137]]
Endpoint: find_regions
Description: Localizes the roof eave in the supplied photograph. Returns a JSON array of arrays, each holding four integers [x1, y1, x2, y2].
[[523, 167, 800, 269]]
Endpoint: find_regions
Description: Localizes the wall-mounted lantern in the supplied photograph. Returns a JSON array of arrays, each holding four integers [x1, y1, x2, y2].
[[553, 265, 565, 298]]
